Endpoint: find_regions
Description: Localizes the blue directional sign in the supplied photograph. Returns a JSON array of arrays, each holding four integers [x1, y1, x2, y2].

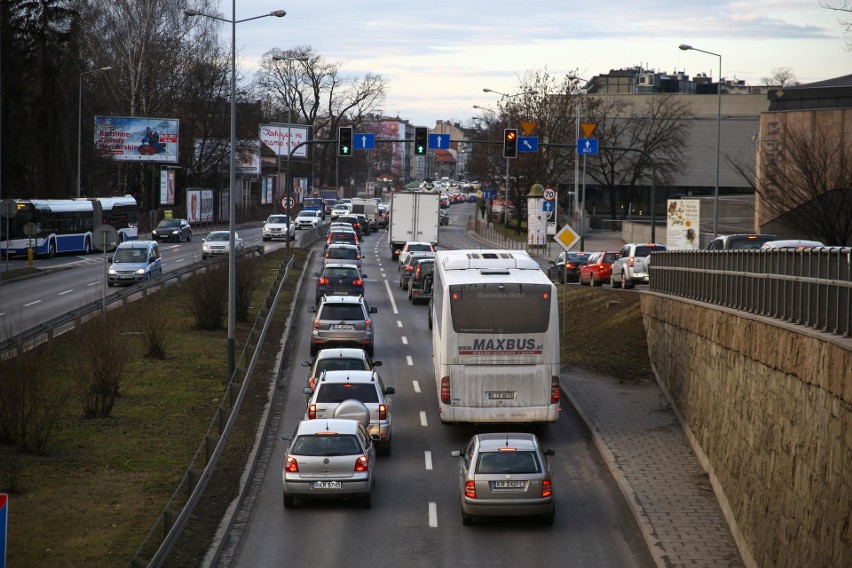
[[482, 189, 497, 200], [518, 136, 538, 153], [428, 133, 450, 150], [542, 200, 555, 212], [354, 133, 375, 150], [578, 138, 599, 155]]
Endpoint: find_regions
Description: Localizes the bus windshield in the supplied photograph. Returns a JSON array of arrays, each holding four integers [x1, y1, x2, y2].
[[449, 283, 551, 334]]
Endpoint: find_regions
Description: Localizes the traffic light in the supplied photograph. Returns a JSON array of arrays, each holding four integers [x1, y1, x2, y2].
[[503, 128, 518, 158], [338, 126, 353, 157], [414, 127, 428, 155]]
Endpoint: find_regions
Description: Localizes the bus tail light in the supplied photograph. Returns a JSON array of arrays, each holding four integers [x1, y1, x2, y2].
[[464, 480, 476, 498], [541, 479, 552, 498], [284, 456, 299, 473], [307, 404, 317, 419], [440, 376, 451, 404], [378, 404, 387, 420], [551, 376, 560, 404]]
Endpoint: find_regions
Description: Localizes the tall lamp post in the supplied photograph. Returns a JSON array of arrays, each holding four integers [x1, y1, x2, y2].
[[679, 43, 722, 238], [272, 53, 309, 253], [77, 66, 112, 198], [567, 74, 589, 250], [185, 5, 286, 380]]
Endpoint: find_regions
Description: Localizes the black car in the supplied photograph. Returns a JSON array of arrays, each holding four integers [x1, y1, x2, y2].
[[547, 251, 592, 283], [399, 251, 435, 290], [152, 218, 192, 242], [336, 215, 363, 238], [408, 257, 435, 303], [314, 263, 367, 305], [323, 230, 360, 253]]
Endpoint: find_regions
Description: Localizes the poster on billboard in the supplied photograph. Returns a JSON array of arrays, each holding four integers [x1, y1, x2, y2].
[[261, 176, 274, 205], [260, 124, 309, 158], [666, 199, 701, 250], [160, 169, 176, 205], [186, 190, 201, 223], [95, 116, 179, 163]]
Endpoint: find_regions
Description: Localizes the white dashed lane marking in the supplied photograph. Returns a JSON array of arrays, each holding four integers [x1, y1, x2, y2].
[[401, 336, 408, 345], [413, 380, 421, 393], [428, 502, 438, 528], [420, 411, 428, 427], [406, 355, 413, 366], [424, 451, 433, 470]]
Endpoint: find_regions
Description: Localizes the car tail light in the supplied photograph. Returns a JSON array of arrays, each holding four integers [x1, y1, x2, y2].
[[318, 277, 330, 285], [464, 480, 476, 499], [405, 265, 414, 272], [308, 404, 317, 419], [440, 376, 451, 404], [541, 479, 552, 498], [378, 404, 387, 420], [354, 455, 369, 472], [353, 278, 363, 286], [313, 319, 319, 330], [628, 256, 635, 267], [566, 263, 576, 269], [551, 376, 560, 404], [285, 456, 299, 473], [309, 377, 317, 389], [365, 319, 372, 329]]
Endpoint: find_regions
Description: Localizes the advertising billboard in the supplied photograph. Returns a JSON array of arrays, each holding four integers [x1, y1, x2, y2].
[[186, 188, 214, 223], [160, 169, 176, 205], [667, 199, 701, 250], [95, 116, 179, 163], [260, 124, 309, 158]]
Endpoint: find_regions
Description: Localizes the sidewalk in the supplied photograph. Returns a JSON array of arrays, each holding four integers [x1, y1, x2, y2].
[[468, 222, 746, 568]]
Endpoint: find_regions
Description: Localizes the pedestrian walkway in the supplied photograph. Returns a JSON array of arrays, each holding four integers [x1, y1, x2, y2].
[[467, 221, 747, 568]]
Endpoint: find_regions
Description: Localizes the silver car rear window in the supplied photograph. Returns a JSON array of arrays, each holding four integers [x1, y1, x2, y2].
[[291, 434, 361, 456], [476, 451, 541, 474]]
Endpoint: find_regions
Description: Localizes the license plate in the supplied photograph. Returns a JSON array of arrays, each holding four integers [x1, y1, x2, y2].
[[493, 480, 525, 489], [488, 391, 515, 400], [119, 275, 133, 279], [332, 324, 354, 330], [312, 481, 342, 490]]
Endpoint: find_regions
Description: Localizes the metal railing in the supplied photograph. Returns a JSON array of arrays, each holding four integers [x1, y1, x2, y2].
[[649, 247, 852, 337]]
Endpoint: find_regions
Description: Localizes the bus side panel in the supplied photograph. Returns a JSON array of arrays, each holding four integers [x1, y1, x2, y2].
[[56, 233, 89, 254]]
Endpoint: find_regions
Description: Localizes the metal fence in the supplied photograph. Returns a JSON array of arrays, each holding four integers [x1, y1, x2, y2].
[[649, 247, 852, 337]]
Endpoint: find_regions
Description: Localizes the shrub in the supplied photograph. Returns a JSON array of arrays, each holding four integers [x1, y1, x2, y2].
[[235, 254, 260, 322], [75, 313, 129, 418], [190, 260, 228, 330], [137, 297, 168, 359]]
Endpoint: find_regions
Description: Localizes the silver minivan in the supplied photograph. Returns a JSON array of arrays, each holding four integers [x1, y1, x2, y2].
[[107, 240, 162, 286]]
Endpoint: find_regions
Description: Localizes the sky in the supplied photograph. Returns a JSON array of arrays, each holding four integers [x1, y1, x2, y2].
[[225, 0, 850, 126]]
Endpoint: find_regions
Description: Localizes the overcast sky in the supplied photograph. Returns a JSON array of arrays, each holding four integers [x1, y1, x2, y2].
[[225, 1, 850, 126]]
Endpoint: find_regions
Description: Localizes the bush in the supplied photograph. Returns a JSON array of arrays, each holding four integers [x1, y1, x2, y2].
[[190, 260, 228, 330], [235, 254, 260, 322], [137, 297, 169, 359], [75, 314, 130, 418]]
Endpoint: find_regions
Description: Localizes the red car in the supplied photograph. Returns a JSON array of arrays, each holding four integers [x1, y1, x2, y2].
[[579, 251, 620, 287]]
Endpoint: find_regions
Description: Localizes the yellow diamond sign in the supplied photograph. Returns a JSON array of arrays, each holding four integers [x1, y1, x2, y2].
[[553, 224, 581, 251]]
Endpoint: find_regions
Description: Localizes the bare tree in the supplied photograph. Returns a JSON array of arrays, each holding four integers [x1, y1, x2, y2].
[[822, 1, 852, 48], [761, 67, 799, 87], [731, 118, 852, 245]]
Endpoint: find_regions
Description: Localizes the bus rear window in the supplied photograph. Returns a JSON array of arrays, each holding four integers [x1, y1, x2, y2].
[[449, 283, 551, 334]]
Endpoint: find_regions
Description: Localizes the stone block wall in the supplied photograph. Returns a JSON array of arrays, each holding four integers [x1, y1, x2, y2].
[[640, 293, 851, 568]]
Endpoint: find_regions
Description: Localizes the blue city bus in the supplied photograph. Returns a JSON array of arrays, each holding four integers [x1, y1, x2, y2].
[[0, 195, 138, 258]]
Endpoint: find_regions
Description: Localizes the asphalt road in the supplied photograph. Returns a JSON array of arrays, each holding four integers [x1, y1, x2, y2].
[[216, 203, 655, 568]]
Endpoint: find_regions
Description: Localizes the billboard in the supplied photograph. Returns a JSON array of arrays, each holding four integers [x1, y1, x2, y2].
[[160, 169, 176, 205], [186, 188, 214, 223], [260, 124, 309, 158], [666, 199, 701, 250], [95, 116, 179, 163]]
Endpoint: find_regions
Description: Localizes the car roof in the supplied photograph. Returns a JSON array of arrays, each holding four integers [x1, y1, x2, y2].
[[314, 348, 369, 360], [405, 241, 432, 247], [318, 295, 367, 305], [326, 243, 359, 250], [118, 240, 157, 249], [295, 418, 362, 436], [322, 263, 361, 270], [316, 370, 377, 384], [475, 432, 539, 452]]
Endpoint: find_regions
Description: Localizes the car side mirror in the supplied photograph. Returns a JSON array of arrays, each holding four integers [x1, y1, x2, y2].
[[302, 387, 313, 396], [301, 361, 311, 367], [361, 274, 368, 279], [369, 306, 377, 314], [450, 450, 462, 457], [280, 434, 291, 441], [548, 260, 556, 266], [373, 361, 382, 367], [545, 449, 555, 456], [307, 305, 316, 313], [384, 386, 395, 395], [108, 257, 113, 263], [312, 272, 319, 277]]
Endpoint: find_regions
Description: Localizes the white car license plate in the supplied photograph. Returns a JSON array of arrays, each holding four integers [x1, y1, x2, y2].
[[487, 391, 515, 400], [312, 481, 342, 490], [493, 480, 525, 489], [119, 275, 133, 279], [332, 324, 354, 330]]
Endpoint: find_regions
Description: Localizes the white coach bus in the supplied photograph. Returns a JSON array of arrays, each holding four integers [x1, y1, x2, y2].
[[429, 249, 560, 423]]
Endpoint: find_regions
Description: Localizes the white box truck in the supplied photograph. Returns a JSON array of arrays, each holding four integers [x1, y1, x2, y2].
[[350, 197, 379, 231], [388, 191, 440, 260]]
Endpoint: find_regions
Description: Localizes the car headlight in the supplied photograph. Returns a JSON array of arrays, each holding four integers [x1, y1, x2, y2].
[[202, 244, 211, 252], [108, 268, 117, 275], [171, 230, 179, 235], [134, 268, 147, 275]]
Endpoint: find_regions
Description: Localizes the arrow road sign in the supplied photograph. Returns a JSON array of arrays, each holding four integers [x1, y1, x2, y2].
[[542, 200, 555, 212], [428, 133, 450, 150], [355, 133, 375, 150], [518, 136, 538, 152], [578, 138, 599, 155]]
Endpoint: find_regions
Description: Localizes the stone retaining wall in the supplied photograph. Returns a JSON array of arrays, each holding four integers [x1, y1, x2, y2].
[[640, 293, 851, 568]]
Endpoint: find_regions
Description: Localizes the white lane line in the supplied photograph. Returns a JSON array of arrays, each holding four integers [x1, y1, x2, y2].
[[428, 502, 438, 528], [87, 282, 98, 287], [413, 380, 421, 393], [401, 336, 408, 345], [383, 279, 399, 314], [24, 300, 42, 307], [420, 411, 428, 427], [397, 320, 403, 328], [57, 289, 73, 296], [424, 451, 433, 470], [406, 355, 413, 366]]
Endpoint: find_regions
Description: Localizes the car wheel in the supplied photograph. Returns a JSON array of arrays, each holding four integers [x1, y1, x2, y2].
[[187, 231, 192, 242], [462, 510, 474, 526], [580, 274, 589, 286], [283, 492, 295, 509], [47, 240, 56, 258], [610, 274, 621, 288], [408, 288, 412, 301], [361, 491, 372, 508], [623, 272, 635, 289], [428, 309, 433, 330], [591, 275, 599, 287], [542, 511, 555, 526]]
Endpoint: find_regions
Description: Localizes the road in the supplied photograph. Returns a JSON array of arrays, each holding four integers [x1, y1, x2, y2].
[[215, 202, 655, 568]]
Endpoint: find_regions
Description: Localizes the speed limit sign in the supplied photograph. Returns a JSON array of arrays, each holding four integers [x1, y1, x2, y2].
[[280, 195, 296, 210], [542, 187, 556, 201]]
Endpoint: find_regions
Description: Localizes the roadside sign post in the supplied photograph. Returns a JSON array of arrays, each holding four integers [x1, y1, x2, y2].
[[93, 224, 119, 317], [0, 199, 16, 272]]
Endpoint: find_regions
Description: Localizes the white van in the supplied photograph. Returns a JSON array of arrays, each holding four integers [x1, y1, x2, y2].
[[107, 240, 162, 286]]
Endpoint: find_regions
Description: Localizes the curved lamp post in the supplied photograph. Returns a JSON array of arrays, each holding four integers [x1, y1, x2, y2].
[[185, 5, 286, 380], [679, 43, 722, 238]]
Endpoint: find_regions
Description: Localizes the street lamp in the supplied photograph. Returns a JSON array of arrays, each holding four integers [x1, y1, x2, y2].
[[568, 74, 589, 250], [272, 52, 309, 253], [185, 4, 286, 380], [482, 88, 516, 233], [679, 43, 722, 237], [77, 66, 112, 197]]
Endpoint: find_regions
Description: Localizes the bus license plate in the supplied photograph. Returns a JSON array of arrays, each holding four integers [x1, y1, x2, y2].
[[312, 481, 342, 490], [487, 391, 515, 400], [493, 480, 525, 489]]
